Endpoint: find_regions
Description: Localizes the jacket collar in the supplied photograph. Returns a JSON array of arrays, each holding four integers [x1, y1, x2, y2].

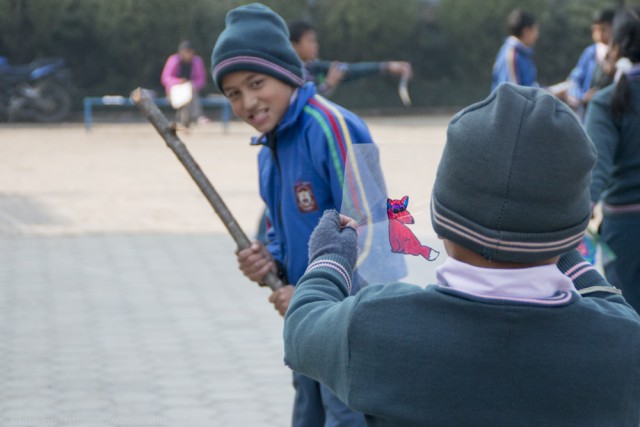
[[507, 35, 532, 54], [436, 257, 576, 300]]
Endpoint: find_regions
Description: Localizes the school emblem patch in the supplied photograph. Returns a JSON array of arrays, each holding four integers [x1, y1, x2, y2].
[[294, 182, 318, 213]]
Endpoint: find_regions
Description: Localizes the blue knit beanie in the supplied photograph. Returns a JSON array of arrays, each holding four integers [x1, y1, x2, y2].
[[431, 83, 597, 263], [211, 3, 304, 92]]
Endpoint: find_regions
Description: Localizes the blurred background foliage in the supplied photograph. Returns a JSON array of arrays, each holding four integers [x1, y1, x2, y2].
[[1, 0, 638, 111]]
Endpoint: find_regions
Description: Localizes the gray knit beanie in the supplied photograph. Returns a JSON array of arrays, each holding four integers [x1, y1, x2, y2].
[[211, 3, 304, 92], [431, 83, 596, 263]]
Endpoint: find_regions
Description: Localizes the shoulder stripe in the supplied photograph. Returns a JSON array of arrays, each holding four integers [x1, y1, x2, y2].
[[307, 97, 359, 215], [507, 47, 519, 84], [563, 261, 591, 276], [308, 98, 347, 159], [303, 105, 344, 188], [578, 286, 622, 296], [312, 96, 374, 268]]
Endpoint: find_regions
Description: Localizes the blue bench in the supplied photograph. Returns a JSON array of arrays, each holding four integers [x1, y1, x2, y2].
[[83, 95, 232, 131]]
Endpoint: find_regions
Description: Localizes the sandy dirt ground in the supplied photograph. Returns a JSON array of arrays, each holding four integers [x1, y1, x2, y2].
[[0, 116, 449, 237]]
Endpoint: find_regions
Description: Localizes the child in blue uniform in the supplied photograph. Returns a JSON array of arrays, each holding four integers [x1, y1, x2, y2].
[[284, 84, 640, 426], [585, 6, 640, 313], [211, 3, 373, 426], [491, 9, 540, 91], [567, 8, 615, 117]]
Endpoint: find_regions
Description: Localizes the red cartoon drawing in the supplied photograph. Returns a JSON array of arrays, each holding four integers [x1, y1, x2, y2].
[[387, 196, 439, 261]]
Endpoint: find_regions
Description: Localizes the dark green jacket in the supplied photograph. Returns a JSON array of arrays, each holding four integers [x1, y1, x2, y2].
[[284, 252, 640, 427], [585, 78, 640, 207]]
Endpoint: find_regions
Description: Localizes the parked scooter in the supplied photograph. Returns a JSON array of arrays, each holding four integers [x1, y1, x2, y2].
[[0, 57, 74, 122]]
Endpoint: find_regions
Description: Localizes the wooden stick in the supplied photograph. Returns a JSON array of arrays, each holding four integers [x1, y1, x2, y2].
[[131, 88, 283, 291]]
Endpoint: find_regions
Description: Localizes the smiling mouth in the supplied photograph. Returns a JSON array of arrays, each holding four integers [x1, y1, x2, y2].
[[249, 109, 269, 123]]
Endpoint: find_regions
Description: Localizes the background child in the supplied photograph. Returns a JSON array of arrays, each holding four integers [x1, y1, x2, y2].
[[284, 84, 640, 426], [567, 8, 616, 117], [491, 9, 540, 91], [211, 4, 374, 426], [288, 20, 412, 97], [584, 6, 640, 313], [161, 40, 209, 128]]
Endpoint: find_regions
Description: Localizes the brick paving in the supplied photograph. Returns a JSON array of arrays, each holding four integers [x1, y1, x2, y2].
[[0, 233, 293, 427]]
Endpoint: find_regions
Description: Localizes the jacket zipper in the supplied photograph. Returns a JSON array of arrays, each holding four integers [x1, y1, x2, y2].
[[268, 132, 288, 282]]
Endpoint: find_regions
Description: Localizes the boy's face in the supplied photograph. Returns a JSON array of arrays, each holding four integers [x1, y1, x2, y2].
[[592, 22, 612, 45], [292, 30, 319, 62], [222, 71, 294, 133], [179, 48, 195, 63], [520, 24, 539, 47]]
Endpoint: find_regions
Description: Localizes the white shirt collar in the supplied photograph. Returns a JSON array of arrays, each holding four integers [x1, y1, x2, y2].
[[508, 35, 530, 51], [595, 42, 608, 64], [436, 257, 576, 299]]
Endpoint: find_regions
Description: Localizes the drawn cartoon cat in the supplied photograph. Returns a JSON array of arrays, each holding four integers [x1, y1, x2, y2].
[[387, 196, 439, 261]]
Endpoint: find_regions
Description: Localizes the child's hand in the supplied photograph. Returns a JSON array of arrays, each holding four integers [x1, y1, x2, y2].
[[268, 285, 295, 317], [325, 62, 347, 89], [237, 241, 276, 283], [308, 210, 359, 270], [386, 61, 412, 79]]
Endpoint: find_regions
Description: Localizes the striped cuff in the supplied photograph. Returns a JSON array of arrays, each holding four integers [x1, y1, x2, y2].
[[557, 250, 610, 291], [305, 254, 353, 294]]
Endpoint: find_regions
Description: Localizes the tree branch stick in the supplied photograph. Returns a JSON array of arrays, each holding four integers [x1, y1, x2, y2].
[[131, 87, 283, 291]]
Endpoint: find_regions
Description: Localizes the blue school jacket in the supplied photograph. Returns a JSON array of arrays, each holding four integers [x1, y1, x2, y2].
[[252, 82, 375, 285], [491, 36, 538, 91], [569, 44, 599, 103]]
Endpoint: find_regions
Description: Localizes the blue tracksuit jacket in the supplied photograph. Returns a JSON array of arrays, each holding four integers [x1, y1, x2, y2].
[[491, 36, 538, 91], [252, 82, 375, 285], [569, 44, 599, 103]]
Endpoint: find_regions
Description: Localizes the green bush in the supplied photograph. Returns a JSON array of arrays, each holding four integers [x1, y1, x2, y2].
[[1, 0, 637, 110]]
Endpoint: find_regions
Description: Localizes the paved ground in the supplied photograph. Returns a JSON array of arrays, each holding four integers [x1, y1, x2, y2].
[[0, 116, 449, 426], [0, 233, 290, 427]]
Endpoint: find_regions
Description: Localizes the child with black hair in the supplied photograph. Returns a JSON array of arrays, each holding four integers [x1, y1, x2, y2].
[[491, 9, 540, 91], [288, 20, 411, 96], [567, 8, 616, 116], [585, 6, 640, 313]]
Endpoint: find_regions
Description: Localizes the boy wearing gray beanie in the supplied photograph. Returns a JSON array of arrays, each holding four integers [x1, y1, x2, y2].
[[213, 3, 376, 426], [284, 84, 640, 426]]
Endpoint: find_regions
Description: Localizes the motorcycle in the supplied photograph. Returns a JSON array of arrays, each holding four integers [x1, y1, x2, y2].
[[0, 57, 74, 123]]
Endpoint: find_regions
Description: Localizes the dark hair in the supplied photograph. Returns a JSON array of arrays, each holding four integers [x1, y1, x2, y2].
[[178, 40, 194, 52], [593, 8, 615, 25], [611, 7, 640, 118], [507, 9, 537, 38], [288, 21, 315, 43]]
